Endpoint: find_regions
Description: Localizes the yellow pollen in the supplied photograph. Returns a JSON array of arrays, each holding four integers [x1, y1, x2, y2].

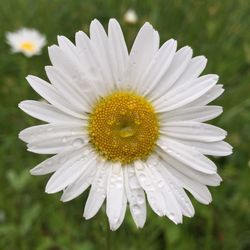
[[88, 92, 159, 164], [20, 41, 35, 52]]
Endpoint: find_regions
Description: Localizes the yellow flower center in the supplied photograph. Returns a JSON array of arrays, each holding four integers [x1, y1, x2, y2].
[[20, 41, 35, 52], [88, 92, 159, 164]]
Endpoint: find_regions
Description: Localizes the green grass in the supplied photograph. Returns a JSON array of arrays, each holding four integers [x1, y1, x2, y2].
[[0, 0, 250, 249]]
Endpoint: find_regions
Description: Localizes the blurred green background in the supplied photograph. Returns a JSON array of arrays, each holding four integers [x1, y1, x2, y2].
[[0, 0, 250, 249]]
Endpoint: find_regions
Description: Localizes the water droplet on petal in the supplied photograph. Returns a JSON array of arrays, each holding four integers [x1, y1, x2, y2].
[[47, 125, 53, 132], [137, 195, 144, 205], [129, 177, 140, 189], [139, 173, 146, 183], [97, 187, 104, 193], [169, 212, 175, 221], [133, 205, 140, 215], [73, 138, 85, 147], [158, 180, 165, 188], [136, 163, 144, 170], [59, 156, 68, 164], [62, 137, 67, 143], [46, 160, 52, 166]]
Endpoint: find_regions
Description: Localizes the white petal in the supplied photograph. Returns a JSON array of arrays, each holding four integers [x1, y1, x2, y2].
[[168, 55, 207, 90], [75, 31, 90, 51], [49, 44, 98, 104], [157, 162, 194, 217], [89, 19, 114, 92], [174, 140, 232, 156], [154, 74, 218, 112], [106, 163, 125, 230], [160, 106, 223, 123], [45, 149, 96, 193], [57, 35, 78, 59], [146, 159, 183, 224], [19, 124, 87, 144], [48, 45, 81, 82], [75, 31, 105, 98], [148, 46, 193, 100], [84, 160, 111, 219], [45, 66, 91, 112], [136, 39, 177, 95], [108, 19, 129, 88], [162, 161, 213, 204], [30, 148, 82, 175], [60, 158, 97, 202], [157, 147, 222, 186], [124, 165, 146, 228], [26, 75, 86, 119], [157, 138, 217, 174], [186, 84, 224, 107], [27, 134, 87, 154], [110, 191, 127, 231], [124, 22, 159, 90], [18, 100, 84, 125], [134, 161, 166, 216], [160, 121, 227, 142]]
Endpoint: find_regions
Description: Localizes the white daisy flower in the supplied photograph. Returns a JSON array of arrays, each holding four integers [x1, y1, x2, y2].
[[19, 19, 232, 230], [6, 28, 46, 57], [124, 9, 138, 24]]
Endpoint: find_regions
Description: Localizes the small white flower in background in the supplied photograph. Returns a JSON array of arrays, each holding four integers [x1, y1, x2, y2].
[[124, 9, 138, 23], [6, 28, 46, 57], [19, 19, 232, 230]]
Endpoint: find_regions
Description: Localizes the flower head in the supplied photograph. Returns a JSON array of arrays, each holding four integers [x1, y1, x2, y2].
[[124, 9, 138, 24], [19, 19, 232, 230], [6, 28, 46, 57]]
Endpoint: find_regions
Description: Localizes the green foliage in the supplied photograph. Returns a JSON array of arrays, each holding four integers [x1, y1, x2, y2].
[[0, 0, 250, 249]]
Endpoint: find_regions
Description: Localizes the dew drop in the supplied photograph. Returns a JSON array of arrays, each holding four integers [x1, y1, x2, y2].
[[129, 177, 140, 189], [113, 164, 121, 175], [119, 127, 135, 138], [148, 156, 158, 166], [139, 173, 146, 183], [46, 160, 53, 166], [132, 205, 140, 215], [47, 125, 53, 132], [158, 180, 165, 188], [97, 187, 104, 193], [59, 156, 68, 164], [83, 149, 91, 155], [73, 138, 85, 147], [115, 181, 123, 189], [169, 212, 175, 221], [166, 149, 173, 154], [62, 137, 67, 143], [128, 167, 135, 174], [113, 216, 119, 223], [28, 133, 35, 140], [136, 195, 144, 205], [136, 163, 144, 170], [71, 130, 77, 135], [97, 178, 103, 185]]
